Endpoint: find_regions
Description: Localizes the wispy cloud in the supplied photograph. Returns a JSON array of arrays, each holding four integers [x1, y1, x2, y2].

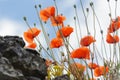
[[0, 18, 26, 36]]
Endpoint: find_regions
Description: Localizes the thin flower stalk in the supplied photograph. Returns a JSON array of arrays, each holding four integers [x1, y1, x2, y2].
[[74, 5, 82, 38], [35, 5, 56, 61], [79, 0, 90, 35]]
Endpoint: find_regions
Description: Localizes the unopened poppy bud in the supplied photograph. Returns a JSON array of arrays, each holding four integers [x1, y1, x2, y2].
[[86, 8, 89, 12], [61, 13, 63, 16], [109, 13, 111, 17], [73, 5, 76, 8], [47, 47, 49, 50], [100, 30, 103, 34], [90, 2, 93, 6], [35, 5, 37, 8], [44, 21, 47, 24], [74, 17, 76, 20], [39, 4, 41, 8], [48, 33, 49, 36], [63, 57, 67, 62], [104, 61, 107, 67], [60, 51, 64, 56], [23, 17, 27, 21], [34, 23, 36, 27]]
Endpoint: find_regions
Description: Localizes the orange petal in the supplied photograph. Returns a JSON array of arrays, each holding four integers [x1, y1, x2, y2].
[[40, 6, 55, 22], [94, 66, 109, 77], [88, 62, 99, 69], [57, 25, 73, 38], [27, 27, 41, 37], [26, 42, 37, 49], [94, 67, 102, 77], [99, 66, 109, 75], [40, 10, 50, 22], [106, 33, 119, 44], [70, 47, 90, 60], [47, 6, 55, 17], [50, 15, 66, 26], [50, 38, 63, 48], [80, 35, 96, 46], [108, 17, 120, 33], [24, 32, 34, 43]]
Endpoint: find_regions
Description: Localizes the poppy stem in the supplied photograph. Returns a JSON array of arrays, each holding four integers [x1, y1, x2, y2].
[[83, 60, 90, 80], [107, 0, 112, 19], [90, 3, 109, 60], [73, 5, 82, 38], [74, 17, 80, 47], [115, 0, 118, 18], [23, 17, 32, 30], [53, 0, 59, 15], [92, 4, 96, 39], [35, 5, 56, 61], [79, 0, 90, 35]]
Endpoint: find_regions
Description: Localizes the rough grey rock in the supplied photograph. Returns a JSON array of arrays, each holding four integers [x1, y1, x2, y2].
[[0, 36, 47, 80]]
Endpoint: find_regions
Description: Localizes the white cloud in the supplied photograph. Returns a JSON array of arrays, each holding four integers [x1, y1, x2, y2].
[[0, 18, 26, 36], [64, 0, 120, 63]]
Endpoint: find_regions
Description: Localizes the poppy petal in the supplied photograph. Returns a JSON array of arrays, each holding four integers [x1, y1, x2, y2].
[[88, 62, 99, 69], [57, 25, 73, 38], [40, 6, 55, 22], [106, 33, 119, 44], [27, 27, 41, 37], [24, 32, 34, 43], [50, 15, 66, 26], [70, 47, 90, 60], [80, 35, 96, 46], [50, 38, 63, 48], [26, 42, 37, 49]]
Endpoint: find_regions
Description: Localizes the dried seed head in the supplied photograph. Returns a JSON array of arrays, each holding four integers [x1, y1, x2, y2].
[[34, 23, 36, 27], [35, 5, 37, 8], [39, 4, 41, 8], [60, 51, 64, 56], [86, 8, 89, 12], [73, 5, 76, 8], [23, 17, 27, 21], [90, 2, 93, 6], [100, 30, 103, 34], [74, 16, 76, 20]]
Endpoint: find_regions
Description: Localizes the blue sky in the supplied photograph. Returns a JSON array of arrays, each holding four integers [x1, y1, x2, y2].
[[1, 0, 120, 63], [0, 0, 81, 36]]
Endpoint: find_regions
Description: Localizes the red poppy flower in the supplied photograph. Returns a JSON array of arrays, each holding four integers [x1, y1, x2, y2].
[[24, 32, 34, 43], [80, 35, 96, 46], [88, 62, 99, 69], [50, 38, 63, 48], [50, 15, 66, 26], [24, 27, 41, 43], [70, 47, 90, 60], [108, 16, 120, 33], [56, 25, 73, 38], [106, 33, 119, 44], [94, 66, 109, 77], [27, 27, 41, 36], [40, 6, 55, 22], [26, 42, 37, 49]]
